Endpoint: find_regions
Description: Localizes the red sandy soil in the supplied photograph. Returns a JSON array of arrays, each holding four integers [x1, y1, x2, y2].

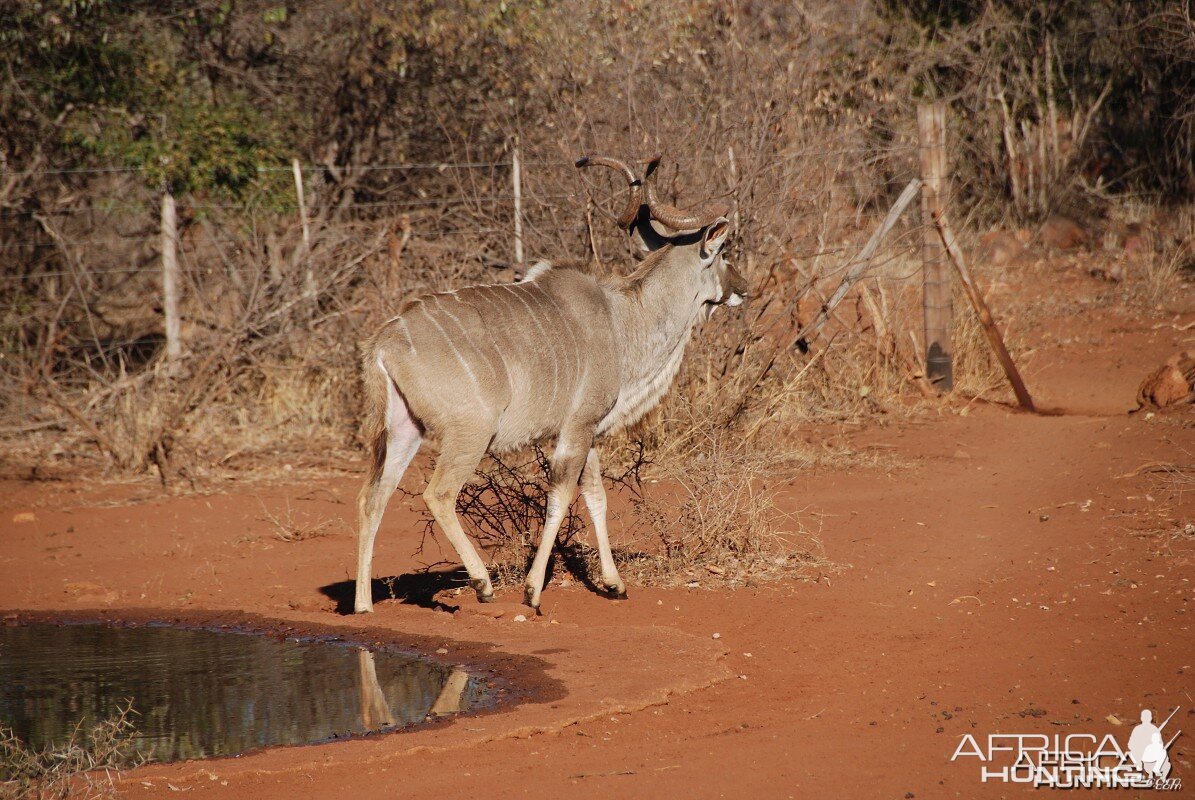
[[1, 259, 1192, 799]]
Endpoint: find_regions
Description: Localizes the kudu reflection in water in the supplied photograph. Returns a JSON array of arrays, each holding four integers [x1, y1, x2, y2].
[[356, 648, 471, 731]]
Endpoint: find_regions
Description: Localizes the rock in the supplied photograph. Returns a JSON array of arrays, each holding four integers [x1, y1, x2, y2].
[[512, 614, 527, 623], [1040, 216, 1088, 251], [1136, 351, 1195, 410], [1122, 233, 1149, 257], [1089, 263, 1125, 282], [976, 230, 1025, 266], [12, 512, 36, 524]]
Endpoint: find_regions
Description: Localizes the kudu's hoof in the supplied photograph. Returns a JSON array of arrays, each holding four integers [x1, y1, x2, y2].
[[601, 582, 628, 600], [471, 578, 495, 603], [522, 586, 541, 611]]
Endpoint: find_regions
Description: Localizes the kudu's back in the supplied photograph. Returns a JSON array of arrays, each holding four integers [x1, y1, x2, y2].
[[364, 266, 620, 453]]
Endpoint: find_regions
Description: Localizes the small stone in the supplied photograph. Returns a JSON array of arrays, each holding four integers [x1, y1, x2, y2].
[[976, 229, 1026, 266], [12, 512, 35, 524], [512, 614, 527, 623], [1040, 215, 1087, 250], [1039, 514, 1050, 522], [711, 632, 721, 639], [435, 648, 448, 655]]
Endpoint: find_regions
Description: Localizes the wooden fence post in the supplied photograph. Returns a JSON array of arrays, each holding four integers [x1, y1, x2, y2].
[[511, 138, 524, 268], [917, 102, 953, 390], [934, 211, 1037, 412], [292, 158, 314, 297], [160, 190, 181, 361]]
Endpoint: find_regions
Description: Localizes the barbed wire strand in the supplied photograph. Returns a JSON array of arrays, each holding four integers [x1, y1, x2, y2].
[[1, 144, 919, 179]]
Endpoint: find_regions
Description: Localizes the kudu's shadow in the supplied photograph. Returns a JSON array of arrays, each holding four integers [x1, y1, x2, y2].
[[320, 569, 471, 615], [552, 543, 630, 601], [321, 547, 627, 615]]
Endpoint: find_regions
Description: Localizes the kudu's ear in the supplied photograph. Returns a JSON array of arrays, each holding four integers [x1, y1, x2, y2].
[[701, 218, 731, 261]]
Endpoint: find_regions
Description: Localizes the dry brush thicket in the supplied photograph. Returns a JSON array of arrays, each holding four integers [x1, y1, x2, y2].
[[0, 701, 142, 800], [2, 1, 1191, 582]]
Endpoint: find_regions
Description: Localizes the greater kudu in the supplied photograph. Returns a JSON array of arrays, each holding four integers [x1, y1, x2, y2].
[[354, 156, 747, 613]]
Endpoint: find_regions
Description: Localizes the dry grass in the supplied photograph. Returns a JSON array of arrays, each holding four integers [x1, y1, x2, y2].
[[1150, 458, 1195, 547], [949, 284, 1030, 403], [1104, 197, 1193, 308], [1119, 452, 1195, 551], [0, 701, 142, 800], [1136, 246, 1188, 309], [256, 498, 336, 543], [615, 429, 836, 588]]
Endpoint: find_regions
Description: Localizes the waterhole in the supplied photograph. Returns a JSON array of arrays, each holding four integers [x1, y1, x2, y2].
[[0, 622, 490, 762]]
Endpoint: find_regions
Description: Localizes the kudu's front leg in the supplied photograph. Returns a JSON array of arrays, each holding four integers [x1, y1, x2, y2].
[[524, 430, 590, 610], [580, 448, 626, 598]]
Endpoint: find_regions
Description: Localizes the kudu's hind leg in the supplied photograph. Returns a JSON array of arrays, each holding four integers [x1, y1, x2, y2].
[[422, 433, 495, 602], [355, 388, 422, 614], [524, 430, 591, 610], [580, 448, 626, 598]]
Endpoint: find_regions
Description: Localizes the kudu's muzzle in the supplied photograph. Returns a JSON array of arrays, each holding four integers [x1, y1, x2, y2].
[[722, 262, 749, 307]]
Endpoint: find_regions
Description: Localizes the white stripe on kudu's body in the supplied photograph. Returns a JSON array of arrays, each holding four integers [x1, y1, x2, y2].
[[353, 155, 748, 613]]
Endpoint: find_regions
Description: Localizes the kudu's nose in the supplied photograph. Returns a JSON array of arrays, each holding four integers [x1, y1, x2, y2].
[[726, 264, 749, 303]]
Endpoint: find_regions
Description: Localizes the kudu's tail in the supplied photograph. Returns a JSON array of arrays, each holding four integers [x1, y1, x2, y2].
[[360, 339, 390, 484]]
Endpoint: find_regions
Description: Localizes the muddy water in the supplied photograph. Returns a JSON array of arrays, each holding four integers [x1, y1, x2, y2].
[[0, 623, 488, 762]]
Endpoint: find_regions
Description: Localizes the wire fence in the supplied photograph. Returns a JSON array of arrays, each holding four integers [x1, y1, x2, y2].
[[0, 138, 931, 380], [1, 144, 919, 178]]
